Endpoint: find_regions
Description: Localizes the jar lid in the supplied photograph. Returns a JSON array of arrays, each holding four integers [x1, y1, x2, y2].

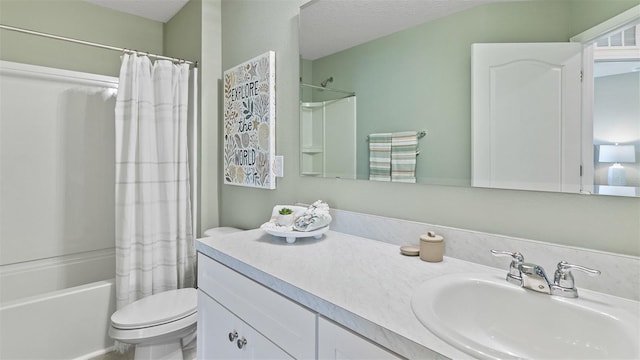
[[400, 245, 420, 256], [420, 231, 443, 243]]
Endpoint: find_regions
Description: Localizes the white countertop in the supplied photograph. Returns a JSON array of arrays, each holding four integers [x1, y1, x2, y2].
[[196, 228, 506, 359]]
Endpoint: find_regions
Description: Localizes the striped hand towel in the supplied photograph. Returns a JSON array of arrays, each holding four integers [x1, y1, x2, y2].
[[391, 131, 418, 183], [369, 133, 392, 181]]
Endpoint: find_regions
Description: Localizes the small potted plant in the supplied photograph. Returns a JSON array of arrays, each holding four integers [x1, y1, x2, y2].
[[277, 207, 294, 226]]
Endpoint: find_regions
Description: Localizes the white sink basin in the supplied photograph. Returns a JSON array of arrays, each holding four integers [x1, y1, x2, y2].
[[411, 272, 640, 360]]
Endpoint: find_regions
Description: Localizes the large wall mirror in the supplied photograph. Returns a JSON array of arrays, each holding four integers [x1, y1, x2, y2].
[[299, 0, 640, 197]]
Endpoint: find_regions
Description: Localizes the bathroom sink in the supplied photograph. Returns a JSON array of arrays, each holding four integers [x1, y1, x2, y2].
[[411, 272, 640, 360]]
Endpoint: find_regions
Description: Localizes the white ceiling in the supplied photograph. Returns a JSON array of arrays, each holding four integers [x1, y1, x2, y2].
[[82, 0, 189, 23], [299, 0, 517, 60]]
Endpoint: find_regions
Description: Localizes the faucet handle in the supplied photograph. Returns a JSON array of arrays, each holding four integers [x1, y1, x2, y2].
[[551, 261, 601, 298], [554, 261, 601, 283], [490, 250, 524, 285], [556, 261, 601, 276], [490, 250, 524, 262]]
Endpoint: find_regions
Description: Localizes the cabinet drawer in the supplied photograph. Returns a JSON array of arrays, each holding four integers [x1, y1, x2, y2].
[[198, 253, 316, 359]]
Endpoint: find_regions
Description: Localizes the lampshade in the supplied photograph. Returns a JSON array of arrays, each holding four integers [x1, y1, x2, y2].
[[599, 144, 636, 163]]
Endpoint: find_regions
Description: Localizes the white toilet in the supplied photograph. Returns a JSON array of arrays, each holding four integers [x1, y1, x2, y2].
[[109, 227, 242, 360], [109, 288, 197, 360]]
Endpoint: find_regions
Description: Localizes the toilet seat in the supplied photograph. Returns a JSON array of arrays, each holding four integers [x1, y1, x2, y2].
[[109, 288, 198, 359], [111, 288, 197, 330]]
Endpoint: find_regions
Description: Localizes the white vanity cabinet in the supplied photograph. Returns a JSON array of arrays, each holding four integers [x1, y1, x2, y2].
[[318, 317, 403, 360], [197, 253, 403, 360], [198, 291, 292, 359], [197, 253, 316, 359]]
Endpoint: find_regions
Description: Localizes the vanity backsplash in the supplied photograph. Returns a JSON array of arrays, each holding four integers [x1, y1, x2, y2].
[[329, 208, 639, 301]]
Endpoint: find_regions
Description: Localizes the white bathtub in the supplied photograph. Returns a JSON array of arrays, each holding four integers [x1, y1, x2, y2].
[[0, 250, 116, 359]]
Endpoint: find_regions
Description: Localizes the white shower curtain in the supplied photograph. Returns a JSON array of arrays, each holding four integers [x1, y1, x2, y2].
[[114, 53, 195, 310]]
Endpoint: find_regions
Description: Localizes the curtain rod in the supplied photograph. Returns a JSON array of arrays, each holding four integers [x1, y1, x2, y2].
[[0, 24, 198, 67]]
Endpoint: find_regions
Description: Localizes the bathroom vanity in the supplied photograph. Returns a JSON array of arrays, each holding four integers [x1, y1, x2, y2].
[[195, 209, 640, 359], [197, 247, 404, 359], [196, 228, 494, 359]]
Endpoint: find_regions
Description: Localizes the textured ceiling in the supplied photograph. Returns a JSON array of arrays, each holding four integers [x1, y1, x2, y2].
[[82, 0, 189, 23], [300, 0, 517, 60]]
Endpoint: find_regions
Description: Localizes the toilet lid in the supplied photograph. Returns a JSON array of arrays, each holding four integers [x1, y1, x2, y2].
[[111, 288, 197, 330]]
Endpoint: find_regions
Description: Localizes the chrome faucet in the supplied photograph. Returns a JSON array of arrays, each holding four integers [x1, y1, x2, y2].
[[518, 262, 551, 294], [491, 250, 601, 298]]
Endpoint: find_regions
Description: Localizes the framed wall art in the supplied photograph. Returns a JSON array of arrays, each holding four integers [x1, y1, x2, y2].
[[223, 51, 276, 189]]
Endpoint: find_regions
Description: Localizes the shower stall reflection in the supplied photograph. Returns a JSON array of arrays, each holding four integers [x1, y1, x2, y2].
[[300, 83, 356, 179]]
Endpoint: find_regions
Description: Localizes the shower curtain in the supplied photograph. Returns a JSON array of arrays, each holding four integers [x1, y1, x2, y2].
[[114, 53, 195, 310]]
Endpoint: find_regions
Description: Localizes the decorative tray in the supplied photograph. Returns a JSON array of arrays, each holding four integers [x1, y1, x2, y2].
[[260, 222, 330, 244]]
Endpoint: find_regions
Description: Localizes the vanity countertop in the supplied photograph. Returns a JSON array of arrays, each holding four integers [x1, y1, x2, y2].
[[196, 228, 505, 359]]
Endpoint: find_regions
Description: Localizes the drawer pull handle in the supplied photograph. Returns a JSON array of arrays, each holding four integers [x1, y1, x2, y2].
[[228, 330, 238, 342], [237, 337, 247, 349]]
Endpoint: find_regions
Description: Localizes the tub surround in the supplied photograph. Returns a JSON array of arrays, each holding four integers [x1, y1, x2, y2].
[[197, 210, 639, 358], [0, 248, 115, 303]]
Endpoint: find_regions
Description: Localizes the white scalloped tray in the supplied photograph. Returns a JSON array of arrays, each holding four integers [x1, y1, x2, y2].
[[260, 222, 329, 244]]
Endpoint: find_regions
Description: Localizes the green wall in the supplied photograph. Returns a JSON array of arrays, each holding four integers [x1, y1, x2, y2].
[[219, 0, 640, 256], [181, 0, 223, 235], [0, 0, 163, 76], [164, 0, 223, 236]]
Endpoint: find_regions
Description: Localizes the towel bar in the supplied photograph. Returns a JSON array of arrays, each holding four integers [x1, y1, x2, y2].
[[366, 130, 427, 141]]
